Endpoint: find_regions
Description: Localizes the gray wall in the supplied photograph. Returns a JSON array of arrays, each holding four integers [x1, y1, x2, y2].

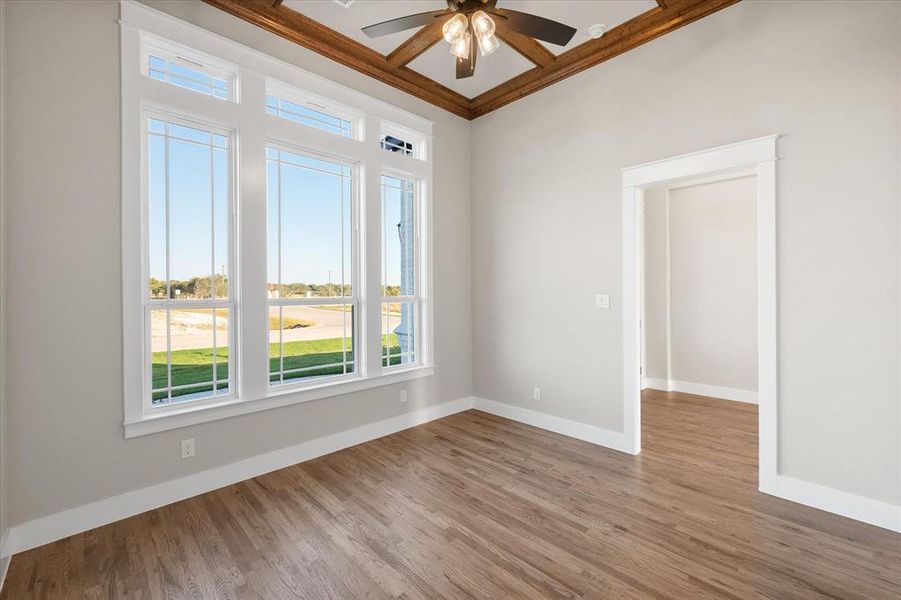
[[644, 176, 758, 392], [3, 0, 472, 526], [642, 187, 668, 384], [472, 1, 901, 505], [0, 0, 7, 546]]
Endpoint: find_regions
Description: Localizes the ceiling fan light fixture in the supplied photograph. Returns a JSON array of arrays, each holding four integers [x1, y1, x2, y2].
[[470, 10, 495, 40], [477, 33, 500, 57], [442, 13, 469, 44], [449, 30, 472, 59]]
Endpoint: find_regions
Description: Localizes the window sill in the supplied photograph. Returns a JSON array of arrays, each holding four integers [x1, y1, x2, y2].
[[124, 365, 435, 438]]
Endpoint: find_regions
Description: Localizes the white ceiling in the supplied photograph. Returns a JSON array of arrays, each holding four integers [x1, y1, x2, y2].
[[284, 1, 658, 98]]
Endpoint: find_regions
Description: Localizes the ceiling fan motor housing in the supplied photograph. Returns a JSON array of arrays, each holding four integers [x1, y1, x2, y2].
[[447, 0, 496, 15]]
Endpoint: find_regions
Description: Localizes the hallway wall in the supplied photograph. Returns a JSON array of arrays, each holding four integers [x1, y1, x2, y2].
[[643, 176, 758, 397]]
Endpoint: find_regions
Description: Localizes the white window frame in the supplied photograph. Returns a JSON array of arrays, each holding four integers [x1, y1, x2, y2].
[[380, 120, 427, 161], [266, 79, 364, 141], [141, 109, 238, 414], [141, 33, 238, 102], [121, 2, 434, 438], [380, 171, 425, 371], [266, 143, 361, 389]]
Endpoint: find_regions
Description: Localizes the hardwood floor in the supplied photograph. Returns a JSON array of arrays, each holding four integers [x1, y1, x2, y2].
[[3, 391, 900, 599]]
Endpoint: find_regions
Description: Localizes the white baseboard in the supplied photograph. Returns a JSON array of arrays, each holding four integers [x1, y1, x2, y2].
[[761, 475, 901, 533], [473, 397, 636, 455], [5, 396, 474, 556], [0, 530, 9, 594], [644, 378, 758, 404], [0, 555, 8, 595]]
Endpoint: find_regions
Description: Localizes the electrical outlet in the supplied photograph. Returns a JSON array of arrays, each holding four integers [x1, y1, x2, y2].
[[533, 387, 541, 401], [180, 438, 195, 459], [400, 389, 408, 403]]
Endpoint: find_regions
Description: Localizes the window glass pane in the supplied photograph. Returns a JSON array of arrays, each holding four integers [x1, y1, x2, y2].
[[266, 95, 354, 138], [269, 305, 354, 384], [381, 175, 416, 297], [146, 116, 232, 407], [380, 133, 415, 157], [151, 308, 230, 405], [267, 147, 352, 299], [213, 143, 229, 298], [147, 119, 229, 300], [148, 120, 167, 299], [382, 302, 417, 367], [170, 126, 212, 299], [147, 54, 230, 100]]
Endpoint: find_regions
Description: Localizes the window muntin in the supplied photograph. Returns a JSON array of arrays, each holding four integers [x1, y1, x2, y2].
[[380, 121, 426, 161], [148, 54, 230, 100], [125, 13, 434, 434], [267, 146, 357, 386], [266, 95, 354, 139], [381, 174, 420, 368], [146, 116, 234, 406], [380, 132, 414, 157]]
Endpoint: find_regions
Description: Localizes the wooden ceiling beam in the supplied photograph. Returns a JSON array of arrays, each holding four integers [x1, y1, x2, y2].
[[469, 0, 740, 118], [201, 0, 473, 119], [201, 0, 740, 120], [494, 23, 556, 68], [386, 19, 446, 68]]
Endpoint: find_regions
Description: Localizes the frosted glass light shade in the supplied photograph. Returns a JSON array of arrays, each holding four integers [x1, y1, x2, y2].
[[442, 13, 469, 43], [450, 31, 472, 59], [478, 33, 500, 56], [471, 11, 495, 39]]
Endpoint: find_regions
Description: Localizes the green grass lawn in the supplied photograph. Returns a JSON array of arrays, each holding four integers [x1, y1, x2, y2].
[[153, 335, 402, 402]]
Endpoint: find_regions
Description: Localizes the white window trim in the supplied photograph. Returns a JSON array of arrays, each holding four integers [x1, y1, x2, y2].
[[266, 78, 364, 141], [266, 143, 361, 390], [380, 120, 427, 161], [141, 108, 239, 413], [380, 170, 427, 371], [121, 1, 434, 438], [141, 32, 238, 102]]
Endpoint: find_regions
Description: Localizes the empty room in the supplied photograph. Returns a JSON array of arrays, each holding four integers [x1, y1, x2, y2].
[[0, 0, 899, 598]]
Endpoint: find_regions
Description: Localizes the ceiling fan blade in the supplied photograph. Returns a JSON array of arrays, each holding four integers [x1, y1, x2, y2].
[[456, 38, 476, 79], [362, 10, 448, 38], [490, 8, 576, 47]]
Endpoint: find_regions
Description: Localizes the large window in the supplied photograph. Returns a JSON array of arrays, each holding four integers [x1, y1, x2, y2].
[[123, 3, 433, 437], [146, 116, 234, 406], [381, 174, 420, 367], [267, 147, 356, 385]]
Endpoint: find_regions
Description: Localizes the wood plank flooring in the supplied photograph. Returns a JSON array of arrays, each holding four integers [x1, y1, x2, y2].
[[3, 390, 900, 598]]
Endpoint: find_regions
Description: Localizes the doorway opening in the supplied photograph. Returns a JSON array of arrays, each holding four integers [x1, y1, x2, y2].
[[640, 175, 758, 403], [621, 136, 778, 493]]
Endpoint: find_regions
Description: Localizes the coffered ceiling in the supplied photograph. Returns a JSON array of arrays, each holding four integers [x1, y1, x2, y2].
[[202, 0, 740, 120]]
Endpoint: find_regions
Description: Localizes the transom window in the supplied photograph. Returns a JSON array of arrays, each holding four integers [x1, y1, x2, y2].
[[142, 37, 236, 101], [266, 95, 354, 139], [123, 5, 433, 437], [146, 116, 234, 405], [149, 55, 230, 100], [380, 133, 414, 157], [380, 121, 426, 161]]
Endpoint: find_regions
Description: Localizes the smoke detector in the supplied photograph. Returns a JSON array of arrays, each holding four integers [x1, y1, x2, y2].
[[333, 0, 355, 7], [588, 24, 607, 39]]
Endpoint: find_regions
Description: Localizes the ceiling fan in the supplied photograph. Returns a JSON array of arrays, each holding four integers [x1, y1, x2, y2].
[[362, 0, 577, 79]]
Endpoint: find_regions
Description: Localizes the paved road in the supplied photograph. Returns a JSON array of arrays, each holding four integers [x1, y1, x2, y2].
[[152, 306, 352, 352]]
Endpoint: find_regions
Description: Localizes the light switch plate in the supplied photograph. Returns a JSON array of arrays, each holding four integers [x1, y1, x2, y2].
[[595, 294, 611, 309]]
